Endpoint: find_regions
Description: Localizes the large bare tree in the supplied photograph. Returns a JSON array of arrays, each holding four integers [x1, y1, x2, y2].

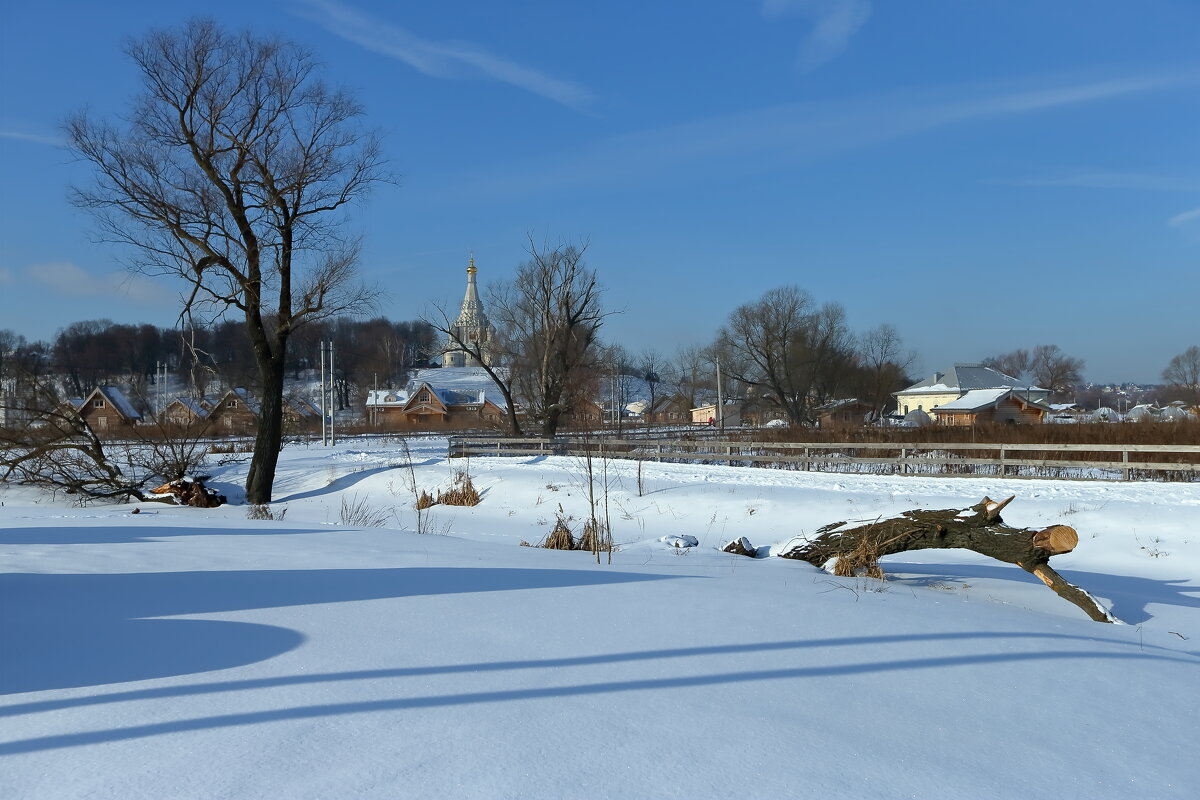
[[67, 19, 386, 502], [491, 239, 607, 437], [1030, 344, 1085, 397], [857, 323, 915, 417], [717, 286, 855, 426]]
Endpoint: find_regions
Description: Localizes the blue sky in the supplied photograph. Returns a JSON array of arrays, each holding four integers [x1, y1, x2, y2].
[[1, 0, 1197, 383]]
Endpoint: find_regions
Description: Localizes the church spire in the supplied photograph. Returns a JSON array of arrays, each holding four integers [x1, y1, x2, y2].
[[456, 255, 483, 326]]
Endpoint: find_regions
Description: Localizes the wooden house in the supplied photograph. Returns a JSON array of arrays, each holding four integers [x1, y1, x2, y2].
[[815, 399, 875, 429], [284, 396, 322, 432], [558, 396, 605, 429], [644, 393, 694, 424], [366, 382, 505, 431], [931, 389, 1052, 426], [77, 386, 143, 436], [206, 388, 260, 435], [159, 397, 212, 430]]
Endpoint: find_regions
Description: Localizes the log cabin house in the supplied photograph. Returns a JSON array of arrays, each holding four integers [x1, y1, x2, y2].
[[931, 388, 1052, 426], [366, 382, 505, 431], [75, 386, 143, 436], [206, 388, 260, 435], [158, 397, 212, 430], [815, 398, 876, 429]]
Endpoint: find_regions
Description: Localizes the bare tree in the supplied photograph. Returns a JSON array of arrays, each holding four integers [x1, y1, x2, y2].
[[66, 19, 386, 503], [666, 344, 711, 409], [982, 348, 1031, 379], [717, 286, 854, 426], [490, 238, 607, 437], [857, 323, 916, 417], [1030, 344, 1085, 396], [1163, 345, 1200, 405], [637, 348, 666, 422]]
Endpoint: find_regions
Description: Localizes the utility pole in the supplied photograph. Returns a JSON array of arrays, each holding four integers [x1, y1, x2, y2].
[[716, 356, 725, 433], [329, 339, 336, 446], [320, 342, 327, 445]]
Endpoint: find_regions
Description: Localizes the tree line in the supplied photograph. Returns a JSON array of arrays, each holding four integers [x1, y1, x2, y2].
[[0, 317, 436, 402]]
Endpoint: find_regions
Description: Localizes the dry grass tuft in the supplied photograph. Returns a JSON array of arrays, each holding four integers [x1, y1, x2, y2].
[[828, 530, 903, 580], [540, 516, 576, 550], [577, 519, 614, 553], [210, 441, 255, 455], [415, 490, 437, 510], [438, 470, 481, 506], [340, 494, 392, 527], [246, 504, 285, 521]]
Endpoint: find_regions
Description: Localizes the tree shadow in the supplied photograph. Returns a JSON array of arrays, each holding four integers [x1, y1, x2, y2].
[[0, 566, 679, 695], [3, 630, 1195, 755], [272, 460, 440, 503], [0, 525, 327, 546], [881, 559, 1200, 624]]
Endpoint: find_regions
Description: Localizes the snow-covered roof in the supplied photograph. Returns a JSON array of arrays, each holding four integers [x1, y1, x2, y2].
[[96, 386, 142, 420], [934, 388, 1052, 413], [815, 398, 870, 412], [932, 388, 1011, 411], [365, 389, 411, 407], [898, 364, 1046, 395], [366, 374, 509, 410], [230, 387, 262, 416], [169, 397, 209, 418], [411, 366, 503, 391]]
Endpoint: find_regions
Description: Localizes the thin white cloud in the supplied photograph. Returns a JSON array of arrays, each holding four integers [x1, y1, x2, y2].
[[455, 70, 1200, 200], [997, 172, 1200, 192], [1167, 207, 1200, 227], [294, 0, 594, 111], [25, 262, 175, 305], [762, 0, 872, 72], [0, 267, 13, 283], [0, 129, 63, 146]]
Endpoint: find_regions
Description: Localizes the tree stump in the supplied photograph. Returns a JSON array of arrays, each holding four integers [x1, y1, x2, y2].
[[778, 496, 1117, 623], [721, 537, 757, 557]]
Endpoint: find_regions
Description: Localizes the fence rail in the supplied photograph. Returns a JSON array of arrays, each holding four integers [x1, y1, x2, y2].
[[448, 436, 1200, 482]]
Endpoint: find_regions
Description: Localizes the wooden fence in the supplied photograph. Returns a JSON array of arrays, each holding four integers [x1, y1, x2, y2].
[[448, 436, 1200, 482]]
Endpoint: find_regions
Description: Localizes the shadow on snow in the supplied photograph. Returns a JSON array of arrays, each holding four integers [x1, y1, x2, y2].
[[0, 566, 678, 695]]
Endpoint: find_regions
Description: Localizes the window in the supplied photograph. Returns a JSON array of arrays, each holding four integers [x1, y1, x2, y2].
[[419, 392, 431, 403], [227, 400, 238, 408], [93, 399, 105, 408]]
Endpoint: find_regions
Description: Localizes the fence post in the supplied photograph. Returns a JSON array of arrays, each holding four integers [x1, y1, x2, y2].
[[1122, 450, 1130, 482], [999, 446, 1006, 477], [900, 447, 906, 475]]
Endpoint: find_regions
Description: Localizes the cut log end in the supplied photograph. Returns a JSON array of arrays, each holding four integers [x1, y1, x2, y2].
[[1032, 525, 1078, 555]]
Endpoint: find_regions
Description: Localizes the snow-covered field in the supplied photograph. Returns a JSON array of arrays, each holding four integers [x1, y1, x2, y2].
[[3, 436, 1198, 799]]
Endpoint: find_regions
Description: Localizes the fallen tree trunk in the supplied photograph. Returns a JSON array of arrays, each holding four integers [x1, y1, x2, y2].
[[148, 477, 226, 508], [779, 496, 1118, 623]]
